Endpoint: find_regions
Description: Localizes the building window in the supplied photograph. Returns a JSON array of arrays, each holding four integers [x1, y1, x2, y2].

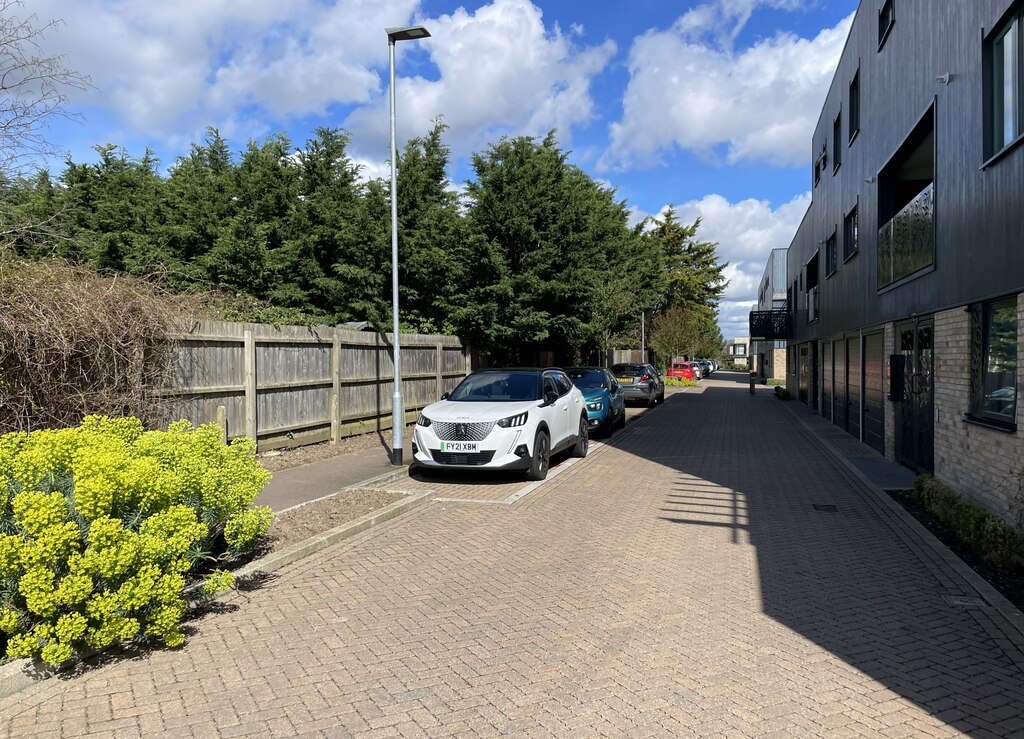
[[986, 8, 1023, 158], [813, 144, 827, 186], [971, 296, 1018, 425], [849, 70, 861, 143], [843, 206, 859, 260], [878, 0, 895, 49], [825, 231, 837, 277], [832, 114, 842, 172], [805, 251, 819, 323]]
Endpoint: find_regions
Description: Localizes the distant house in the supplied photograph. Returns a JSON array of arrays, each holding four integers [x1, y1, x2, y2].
[[750, 248, 789, 383], [726, 337, 750, 368]]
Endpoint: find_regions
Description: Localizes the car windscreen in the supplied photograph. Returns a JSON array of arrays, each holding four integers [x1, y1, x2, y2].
[[446, 372, 541, 402], [565, 368, 607, 389], [611, 364, 645, 376]]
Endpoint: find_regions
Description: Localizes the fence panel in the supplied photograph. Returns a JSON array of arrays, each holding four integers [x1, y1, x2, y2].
[[166, 320, 467, 450]]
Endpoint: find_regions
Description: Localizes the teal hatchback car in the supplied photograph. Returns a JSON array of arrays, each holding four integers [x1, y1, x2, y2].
[[564, 367, 626, 437]]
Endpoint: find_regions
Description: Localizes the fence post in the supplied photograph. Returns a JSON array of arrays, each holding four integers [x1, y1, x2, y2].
[[215, 405, 228, 445], [244, 330, 257, 442], [331, 334, 341, 444], [435, 341, 443, 399]]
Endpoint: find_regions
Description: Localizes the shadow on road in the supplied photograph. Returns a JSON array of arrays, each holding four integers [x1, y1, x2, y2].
[[615, 371, 1024, 738]]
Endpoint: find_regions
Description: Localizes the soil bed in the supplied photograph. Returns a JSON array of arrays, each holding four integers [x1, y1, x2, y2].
[[264, 488, 407, 553], [888, 490, 1024, 612]]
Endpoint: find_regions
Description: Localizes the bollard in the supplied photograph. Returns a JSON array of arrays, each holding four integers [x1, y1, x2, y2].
[[749, 372, 755, 396]]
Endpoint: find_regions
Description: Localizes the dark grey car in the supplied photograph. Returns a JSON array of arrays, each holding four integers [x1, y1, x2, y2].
[[610, 362, 665, 406]]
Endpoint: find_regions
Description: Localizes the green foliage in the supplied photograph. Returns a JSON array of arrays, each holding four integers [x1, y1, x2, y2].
[[0, 415, 270, 665], [4, 122, 729, 362], [773, 386, 792, 400], [664, 377, 698, 387], [913, 475, 1021, 570]]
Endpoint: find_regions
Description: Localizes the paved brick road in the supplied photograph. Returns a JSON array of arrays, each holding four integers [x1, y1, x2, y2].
[[3, 376, 1024, 737]]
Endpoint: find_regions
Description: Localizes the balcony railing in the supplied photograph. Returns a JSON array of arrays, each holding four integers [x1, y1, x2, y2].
[[749, 302, 791, 340], [807, 286, 819, 323], [877, 182, 934, 289]]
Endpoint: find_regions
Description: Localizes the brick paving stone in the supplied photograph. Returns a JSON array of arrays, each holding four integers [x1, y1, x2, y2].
[[1, 379, 1023, 736]]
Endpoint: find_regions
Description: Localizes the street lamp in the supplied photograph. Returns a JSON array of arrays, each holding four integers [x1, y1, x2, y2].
[[386, 24, 431, 466]]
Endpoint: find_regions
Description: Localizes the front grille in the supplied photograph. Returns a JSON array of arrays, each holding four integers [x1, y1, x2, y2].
[[432, 450, 496, 466], [432, 421, 495, 441]]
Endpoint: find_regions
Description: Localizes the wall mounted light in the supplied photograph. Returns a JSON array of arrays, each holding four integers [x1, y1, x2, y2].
[[864, 176, 876, 184], [936, 73, 952, 85]]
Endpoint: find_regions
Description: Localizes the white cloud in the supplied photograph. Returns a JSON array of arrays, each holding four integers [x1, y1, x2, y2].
[[35, 0, 615, 166], [601, 3, 853, 170], [32, 0, 418, 138], [657, 191, 810, 337], [343, 0, 616, 162]]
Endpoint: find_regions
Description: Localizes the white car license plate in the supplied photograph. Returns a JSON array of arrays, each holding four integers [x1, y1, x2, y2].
[[439, 441, 479, 453]]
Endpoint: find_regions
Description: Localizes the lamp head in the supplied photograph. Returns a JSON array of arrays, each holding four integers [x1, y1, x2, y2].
[[387, 25, 431, 42]]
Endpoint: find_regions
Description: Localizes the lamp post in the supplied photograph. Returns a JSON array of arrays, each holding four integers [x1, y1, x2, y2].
[[386, 24, 430, 466]]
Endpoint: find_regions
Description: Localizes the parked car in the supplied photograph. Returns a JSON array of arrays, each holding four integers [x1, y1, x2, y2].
[[610, 362, 665, 406], [695, 359, 711, 377], [666, 361, 696, 381], [564, 366, 626, 436], [412, 368, 588, 480], [690, 361, 703, 380]]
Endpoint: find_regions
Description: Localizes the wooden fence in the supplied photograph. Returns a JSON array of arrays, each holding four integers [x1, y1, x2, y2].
[[164, 320, 468, 450]]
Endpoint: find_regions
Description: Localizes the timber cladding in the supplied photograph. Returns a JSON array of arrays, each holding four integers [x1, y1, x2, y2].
[[164, 320, 467, 451]]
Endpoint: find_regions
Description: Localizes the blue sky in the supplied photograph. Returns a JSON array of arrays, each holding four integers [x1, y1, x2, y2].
[[34, 0, 859, 339]]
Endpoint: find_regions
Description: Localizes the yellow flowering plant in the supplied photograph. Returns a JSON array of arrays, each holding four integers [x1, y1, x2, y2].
[[0, 415, 273, 665]]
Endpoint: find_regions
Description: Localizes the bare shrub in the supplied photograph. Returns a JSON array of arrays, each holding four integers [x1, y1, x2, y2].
[[0, 251, 205, 431]]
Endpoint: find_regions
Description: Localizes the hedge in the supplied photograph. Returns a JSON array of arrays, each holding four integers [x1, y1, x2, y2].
[[0, 416, 273, 665], [913, 475, 1020, 571]]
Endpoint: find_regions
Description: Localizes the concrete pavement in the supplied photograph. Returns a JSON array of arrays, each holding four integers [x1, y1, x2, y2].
[[2, 374, 1023, 737]]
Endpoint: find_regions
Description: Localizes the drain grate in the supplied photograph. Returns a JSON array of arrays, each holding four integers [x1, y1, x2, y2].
[[943, 594, 989, 609], [812, 504, 839, 512]]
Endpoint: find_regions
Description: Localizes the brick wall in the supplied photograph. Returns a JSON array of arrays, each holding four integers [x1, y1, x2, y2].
[[771, 348, 787, 381], [933, 293, 1024, 518]]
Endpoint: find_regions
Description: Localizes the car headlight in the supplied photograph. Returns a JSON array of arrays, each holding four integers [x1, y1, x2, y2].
[[586, 401, 603, 411], [416, 414, 432, 427], [497, 411, 528, 428]]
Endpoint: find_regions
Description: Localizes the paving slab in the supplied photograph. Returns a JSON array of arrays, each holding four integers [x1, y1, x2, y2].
[[2, 376, 1022, 737]]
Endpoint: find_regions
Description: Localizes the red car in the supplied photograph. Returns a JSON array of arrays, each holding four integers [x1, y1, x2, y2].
[[666, 361, 696, 380]]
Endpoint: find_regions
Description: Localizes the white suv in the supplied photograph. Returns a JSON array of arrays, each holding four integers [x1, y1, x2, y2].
[[412, 368, 588, 480]]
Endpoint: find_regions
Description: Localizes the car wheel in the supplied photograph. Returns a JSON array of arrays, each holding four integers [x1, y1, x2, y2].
[[616, 407, 626, 429], [571, 416, 588, 458], [526, 430, 550, 481]]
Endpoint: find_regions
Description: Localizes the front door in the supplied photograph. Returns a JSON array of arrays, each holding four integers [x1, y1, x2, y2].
[[895, 319, 934, 473], [847, 336, 862, 442], [798, 345, 810, 404], [863, 333, 885, 454], [822, 341, 833, 422], [834, 340, 848, 431]]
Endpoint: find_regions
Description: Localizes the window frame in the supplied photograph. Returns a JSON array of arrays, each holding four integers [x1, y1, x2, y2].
[[849, 69, 861, 144], [984, 6, 1024, 162], [843, 204, 859, 262], [878, 0, 895, 51], [968, 296, 1019, 430], [832, 112, 842, 172], [825, 230, 838, 278]]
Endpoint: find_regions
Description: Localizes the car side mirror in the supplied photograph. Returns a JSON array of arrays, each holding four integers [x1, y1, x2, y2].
[[611, 383, 620, 393], [440, 392, 449, 400], [543, 390, 559, 406]]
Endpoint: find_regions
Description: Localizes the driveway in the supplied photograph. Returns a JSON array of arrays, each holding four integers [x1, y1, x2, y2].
[[2, 377, 1023, 737]]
